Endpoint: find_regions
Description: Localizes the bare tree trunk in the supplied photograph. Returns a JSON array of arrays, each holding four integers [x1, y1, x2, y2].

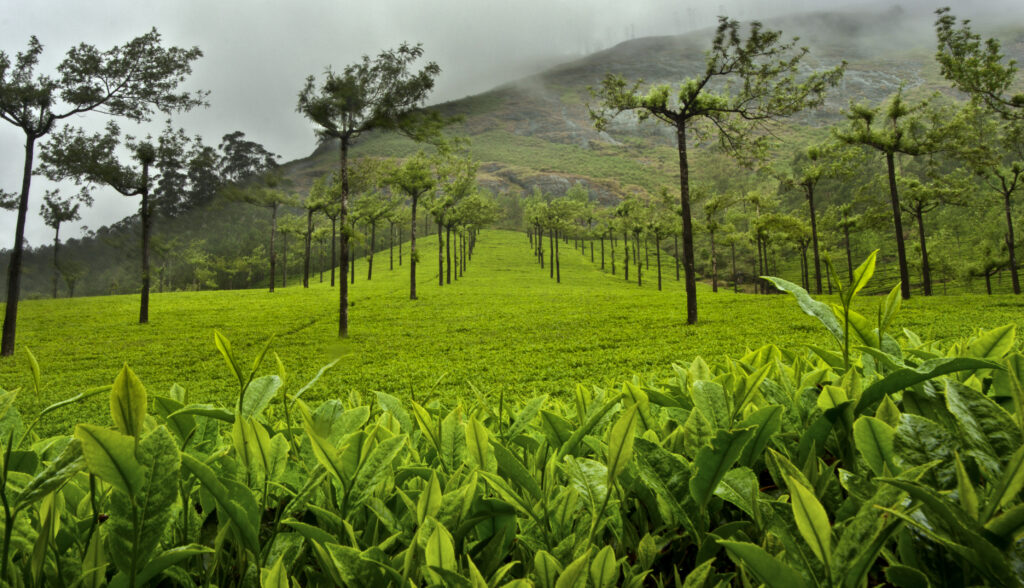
[[710, 229, 718, 293], [1004, 192, 1020, 294], [915, 207, 932, 296], [389, 221, 394, 271], [806, 184, 823, 294], [330, 217, 336, 287], [282, 231, 287, 288], [52, 224, 61, 299], [549, 229, 555, 278], [624, 231, 629, 282], [339, 139, 350, 336], [656, 236, 662, 291], [445, 224, 451, 284], [438, 219, 444, 286], [2, 135, 36, 356], [843, 223, 853, 284], [731, 241, 738, 293], [409, 200, 418, 299], [350, 246, 355, 284], [677, 125, 698, 324], [368, 222, 376, 281], [886, 152, 911, 299], [303, 208, 312, 288], [555, 231, 561, 283], [139, 163, 152, 324]]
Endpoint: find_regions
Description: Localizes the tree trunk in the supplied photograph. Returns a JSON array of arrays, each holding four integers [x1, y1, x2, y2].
[[368, 222, 376, 281], [303, 209, 312, 288], [610, 230, 615, 275], [445, 224, 451, 284], [282, 231, 287, 288], [985, 271, 993, 295], [915, 207, 932, 296], [399, 226, 403, 266], [710, 229, 718, 293], [731, 241, 738, 293], [624, 231, 629, 282], [1004, 191, 1020, 294], [389, 221, 394, 271], [675, 235, 680, 281], [656, 236, 662, 291], [52, 224, 61, 299], [600, 237, 605, 269], [410, 198, 418, 300], [590, 240, 594, 263], [806, 184, 823, 294], [677, 125, 698, 324], [339, 138, 350, 337], [549, 229, 555, 279], [555, 231, 561, 283], [636, 233, 642, 287], [350, 246, 355, 284], [644, 236, 649, 270], [139, 162, 152, 324], [2, 134, 36, 356], [438, 219, 444, 286], [330, 218, 336, 287], [886, 152, 912, 299]]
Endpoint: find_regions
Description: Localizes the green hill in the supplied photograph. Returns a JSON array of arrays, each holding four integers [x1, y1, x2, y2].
[[2, 229, 1020, 435]]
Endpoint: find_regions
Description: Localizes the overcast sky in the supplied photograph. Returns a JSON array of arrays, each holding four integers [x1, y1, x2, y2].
[[0, 0, 1012, 246]]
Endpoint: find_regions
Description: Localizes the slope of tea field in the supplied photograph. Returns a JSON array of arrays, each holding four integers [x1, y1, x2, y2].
[[1, 229, 1021, 434]]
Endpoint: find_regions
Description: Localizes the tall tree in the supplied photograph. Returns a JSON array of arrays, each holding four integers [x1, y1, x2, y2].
[[385, 152, 436, 300], [218, 130, 280, 182], [0, 29, 204, 355], [772, 142, 853, 294], [834, 88, 943, 299], [589, 16, 843, 324], [935, 8, 1023, 121], [308, 172, 343, 287], [700, 192, 732, 293], [955, 106, 1023, 294], [297, 42, 443, 338], [39, 188, 91, 298], [223, 173, 297, 293], [40, 122, 203, 323]]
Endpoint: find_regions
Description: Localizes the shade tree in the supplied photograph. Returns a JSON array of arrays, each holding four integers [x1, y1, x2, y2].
[[0, 29, 205, 355], [589, 16, 843, 324], [297, 42, 444, 337], [39, 187, 91, 298], [384, 151, 436, 300], [223, 173, 297, 292]]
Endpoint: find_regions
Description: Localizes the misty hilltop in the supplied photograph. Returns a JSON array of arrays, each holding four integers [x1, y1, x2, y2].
[[276, 6, 1023, 203]]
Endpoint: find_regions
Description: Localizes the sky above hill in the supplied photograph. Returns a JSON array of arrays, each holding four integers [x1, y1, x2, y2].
[[0, 0, 1016, 246]]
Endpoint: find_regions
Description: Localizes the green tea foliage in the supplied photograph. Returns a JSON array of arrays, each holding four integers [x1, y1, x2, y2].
[[0, 254, 1022, 586]]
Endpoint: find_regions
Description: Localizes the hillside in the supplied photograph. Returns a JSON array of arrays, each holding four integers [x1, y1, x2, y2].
[[283, 6, 1023, 199]]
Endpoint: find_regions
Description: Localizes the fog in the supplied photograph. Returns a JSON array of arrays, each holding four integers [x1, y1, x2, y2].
[[0, 0, 1018, 246]]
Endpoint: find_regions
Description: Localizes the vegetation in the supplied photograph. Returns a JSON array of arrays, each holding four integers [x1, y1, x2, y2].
[[0, 248, 1021, 585]]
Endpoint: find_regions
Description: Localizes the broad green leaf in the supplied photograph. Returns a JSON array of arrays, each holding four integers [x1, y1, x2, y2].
[[763, 276, 842, 343], [784, 474, 832, 568], [75, 424, 142, 496], [589, 545, 619, 588], [853, 416, 897, 477], [563, 456, 608, 515], [539, 410, 574, 449], [555, 547, 591, 588], [180, 453, 260, 555], [417, 471, 443, 524], [240, 375, 281, 420], [737, 405, 783, 467], [966, 324, 1016, 363], [168, 404, 234, 424], [719, 540, 809, 588], [493, 441, 542, 501], [884, 564, 930, 588], [376, 391, 413, 434], [692, 380, 730, 430], [465, 415, 497, 473], [534, 550, 562, 588], [844, 249, 877, 306], [557, 396, 621, 459], [349, 435, 407, 507], [954, 452, 979, 521], [985, 502, 1024, 545], [107, 426, 181, 579], [508, 395, 547, 440], [681, 559, 715, 588], [110, 364, 147, 437], [424, 518, 457, 584], [982, 444, 1024, 522], [290, 357, 339, 403], [15, 438, 85, 510], [108, 545, 213, 588], [878, 282, 902, 334], [260, 554, 291, 588], [81, 526, 107, 588], [713, 466, 759, 519], [214, 330, 245, 391], [875, 396, 901, 428], [894, 414, 955, 489], [945, 380, 1021, 465], [439, 407, 466, 474], [689, 427, 756, 509], [606, 404, 637, 483], [854, 357, 1000, 415]]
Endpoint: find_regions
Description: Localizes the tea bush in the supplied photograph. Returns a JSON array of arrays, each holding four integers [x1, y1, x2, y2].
[[0, 252, 1021, 586]]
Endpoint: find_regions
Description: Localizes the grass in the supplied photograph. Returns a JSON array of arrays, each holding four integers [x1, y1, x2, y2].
[[1, 229, 1021, 435]]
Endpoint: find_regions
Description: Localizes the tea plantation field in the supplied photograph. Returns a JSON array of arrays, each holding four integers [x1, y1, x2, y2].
[[1, 229, 1021, 434]]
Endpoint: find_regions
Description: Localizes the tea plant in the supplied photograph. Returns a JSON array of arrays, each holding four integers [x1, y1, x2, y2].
[[0, 252, 1021, 586]]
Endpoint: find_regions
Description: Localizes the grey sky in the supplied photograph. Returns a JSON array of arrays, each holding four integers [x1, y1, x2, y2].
[[0, 0, 1013, 246]]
